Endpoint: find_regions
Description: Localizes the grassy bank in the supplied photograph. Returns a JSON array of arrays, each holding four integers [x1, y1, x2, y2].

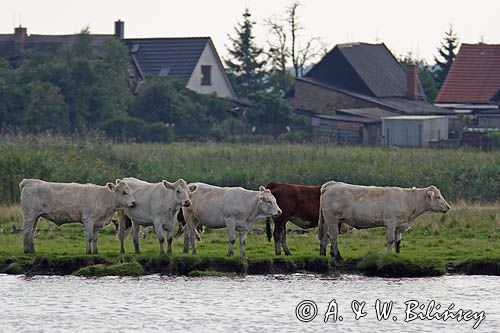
[[0, 203, 498, 277], [1, 135, 499, 204]]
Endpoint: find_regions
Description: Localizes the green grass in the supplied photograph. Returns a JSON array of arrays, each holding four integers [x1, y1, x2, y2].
[[1, 203, 499, 277]]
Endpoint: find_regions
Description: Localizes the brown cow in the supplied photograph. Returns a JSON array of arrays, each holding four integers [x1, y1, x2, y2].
[[265, 182, 350, 256]]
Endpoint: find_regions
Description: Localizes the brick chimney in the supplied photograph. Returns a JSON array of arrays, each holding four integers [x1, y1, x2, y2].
[[114, 20, 124, 40], [14, 26, 27, 51], [406, 64, 419, 101]]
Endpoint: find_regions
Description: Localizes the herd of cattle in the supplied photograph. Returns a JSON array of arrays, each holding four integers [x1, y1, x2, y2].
[[19, 178, 450, 260]]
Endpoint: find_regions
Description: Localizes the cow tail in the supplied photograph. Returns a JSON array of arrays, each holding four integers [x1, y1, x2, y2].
[[318, 196, 325, 241], [265, 217, 272, 242]]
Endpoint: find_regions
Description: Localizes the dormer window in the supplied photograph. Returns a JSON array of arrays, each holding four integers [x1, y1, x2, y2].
[[201, 65, 211, 86]]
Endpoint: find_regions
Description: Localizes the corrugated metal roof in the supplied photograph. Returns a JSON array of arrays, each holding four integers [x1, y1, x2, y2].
[[124, 37, 209, 82], [436, 43, 500, 104]]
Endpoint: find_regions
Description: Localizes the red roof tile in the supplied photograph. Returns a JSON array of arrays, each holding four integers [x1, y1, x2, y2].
[[435, 43, 500, 104]]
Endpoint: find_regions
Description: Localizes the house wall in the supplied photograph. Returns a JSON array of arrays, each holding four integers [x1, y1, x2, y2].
[[288, 80, 380, 115], [186, 43, 235, 99]]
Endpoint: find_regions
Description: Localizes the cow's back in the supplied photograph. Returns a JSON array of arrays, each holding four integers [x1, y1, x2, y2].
[[322, 182, 408, 227], [266, 182, 320, 224], [188, 183, 257, 223], [20, 180, 106, 223]]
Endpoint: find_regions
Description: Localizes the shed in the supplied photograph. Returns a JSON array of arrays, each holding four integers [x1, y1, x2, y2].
[[382, 116, 448, 147]]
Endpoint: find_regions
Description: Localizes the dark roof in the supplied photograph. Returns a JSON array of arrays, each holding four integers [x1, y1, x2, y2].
[[306, 42, 425, 99], [0, 33, 114, 57], [436, 43, 500, 104], [297, 77, 452, 115], [314, 113, 379, 124], [337, 107, 398, 120], [124, 37, 209, 82], [491, 89, 500, 103]]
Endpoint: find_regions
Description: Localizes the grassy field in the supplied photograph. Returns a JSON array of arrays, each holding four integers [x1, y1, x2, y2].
[[0, 203, 499, 277], [1, 135, 498, 277], [1, 135, 499, 204]]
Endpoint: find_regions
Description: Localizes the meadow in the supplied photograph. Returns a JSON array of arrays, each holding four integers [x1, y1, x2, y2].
[[0, 135, 499, 277], [0, 202, 498, 277]]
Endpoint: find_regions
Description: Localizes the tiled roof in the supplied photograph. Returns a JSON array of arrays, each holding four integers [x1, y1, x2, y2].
[[124, 37, 209, 82], [435, 43, 500, 104]]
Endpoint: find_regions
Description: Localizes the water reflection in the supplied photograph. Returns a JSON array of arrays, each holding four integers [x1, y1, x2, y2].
[[0, 274, 498, 332]]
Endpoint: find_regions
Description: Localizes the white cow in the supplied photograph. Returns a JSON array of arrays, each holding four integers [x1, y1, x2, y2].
[[318, 181, 450, 260], [117, 177, 197, 255], [19, 178, 136, 254], [182, 183, 282, 257]]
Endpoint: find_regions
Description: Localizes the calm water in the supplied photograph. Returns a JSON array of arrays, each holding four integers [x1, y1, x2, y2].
[[0, 274, 498, 332]]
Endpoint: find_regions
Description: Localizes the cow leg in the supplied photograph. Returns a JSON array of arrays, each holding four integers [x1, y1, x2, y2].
[[226, 221, 236, 257], [132, 223, 141, 254], [272, 216, 287, 256], [395, 232, 403, 253], [384, 221, 397, 253], [92, 229, 99, 254], [117, 211, 126, 254], [166, 225, 175, 255], [22, 212, 38, 254], [239, 231, 247, 258], [281, 229, 292, 256], [153, 220, 166, 255], [328, 221, 342, 261], [84, 221, 94, 255], [182, 210, 196, 254]]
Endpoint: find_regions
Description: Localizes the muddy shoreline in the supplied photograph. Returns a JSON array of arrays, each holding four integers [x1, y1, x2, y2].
[[1, 255, 498, 277]]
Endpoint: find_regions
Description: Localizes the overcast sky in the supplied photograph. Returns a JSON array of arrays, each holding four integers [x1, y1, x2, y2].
[[2, 0, 499, 64]]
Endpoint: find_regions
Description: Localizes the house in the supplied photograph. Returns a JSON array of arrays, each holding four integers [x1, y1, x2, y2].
[[435, 43, 500, 132], [0, 21, 237, 99], [287, 42, 451, 144]]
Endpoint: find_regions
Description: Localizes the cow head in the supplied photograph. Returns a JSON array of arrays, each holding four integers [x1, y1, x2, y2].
[[257, 186, 282, 218], [426, 185, 450, 213], [163, 179, 197, 208], [108, 179, 136, 209]]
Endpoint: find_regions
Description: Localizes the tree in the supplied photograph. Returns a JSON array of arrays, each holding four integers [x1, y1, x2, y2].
[[265, 1, 322, 93], [225, 8, 267, 97], [246, 92, 304, 137], [434, 25, 459, 88], [265, 16, 294, 95], [399, 52, 439, 103]]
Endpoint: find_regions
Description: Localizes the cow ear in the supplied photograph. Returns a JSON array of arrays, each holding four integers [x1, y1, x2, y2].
[[106, 183, 116, 192], [259, 186, 266, 192], [188, 184, 198, 193], [115, 179, 122, 184], [427, 190, 435, 199], [163, 180, 175, 190]]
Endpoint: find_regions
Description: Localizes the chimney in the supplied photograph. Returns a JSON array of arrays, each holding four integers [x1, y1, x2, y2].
[[114, 20, 124, 40], [406, 64, 419, 101], [14, 26, 27, 51]]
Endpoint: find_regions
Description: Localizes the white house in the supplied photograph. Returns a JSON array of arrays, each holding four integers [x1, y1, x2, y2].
[[120, 21, 237, 99]]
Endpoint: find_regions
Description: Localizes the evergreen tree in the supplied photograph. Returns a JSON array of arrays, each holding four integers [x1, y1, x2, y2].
[[434, 25, 459, 88], [225, 8, 267, 97]]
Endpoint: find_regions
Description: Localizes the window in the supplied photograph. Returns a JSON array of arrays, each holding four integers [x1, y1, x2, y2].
[[201, 65, 211, 86]]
